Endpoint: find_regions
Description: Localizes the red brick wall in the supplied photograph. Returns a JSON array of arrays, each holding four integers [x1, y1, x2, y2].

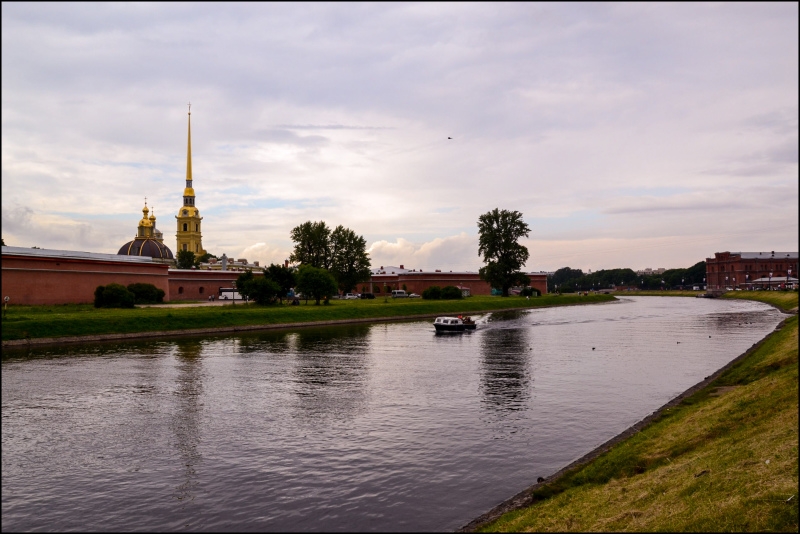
[[1, 254, 169, 305], [168, 269, 262, 300], [358, 272, 548, 296]]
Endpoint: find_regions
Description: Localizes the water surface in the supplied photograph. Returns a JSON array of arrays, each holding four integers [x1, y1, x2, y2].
[[1, 297, 784, 531]]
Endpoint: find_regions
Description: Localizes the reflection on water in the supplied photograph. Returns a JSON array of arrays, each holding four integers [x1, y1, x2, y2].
[[1, 297, 786, 532], [171, 340, 204, 507], [291, 326, 372, 420], [480, 327, 531, 412]]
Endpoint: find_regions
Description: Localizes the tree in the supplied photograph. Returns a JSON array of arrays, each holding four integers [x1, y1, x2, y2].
[[94, 283, 135, 308], [477, 208, 531, 296], [248, 277, 282, 305], [295, 265, 338, 305], [329, 225, 371, 293], [126, 283, 165, 304], [176, 250, 196, 270], [289, 221, 331, 269], [196, 251, 216, 265], [1, 237, 5, 246], [235, 270, 255, 301], [264, 263, 297, 303]]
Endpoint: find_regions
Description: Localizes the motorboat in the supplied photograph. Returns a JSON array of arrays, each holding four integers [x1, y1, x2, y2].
[[433, 316, 477, 333]]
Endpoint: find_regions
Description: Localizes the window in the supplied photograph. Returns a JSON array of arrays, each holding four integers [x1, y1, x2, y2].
[[199, 287, 204, 294], [195, 224, 198, 232], [178, 287, 184, 294], [183, 223, 188, 231], [182, 244, 187, 251], [183, 210, 188, 216]]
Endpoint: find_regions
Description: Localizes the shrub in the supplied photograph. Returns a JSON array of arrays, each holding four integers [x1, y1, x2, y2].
[[422, 285, 442, 299], [126, 283, 165, 304], [94, 283, 135, 308], [248, 277, 282, 305], [520, 287, 540, 297], [440, 285, 463, 299]]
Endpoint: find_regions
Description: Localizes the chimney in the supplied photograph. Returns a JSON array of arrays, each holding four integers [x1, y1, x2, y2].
[[400, 265, 404, 269], [284, 259, 289, 268]]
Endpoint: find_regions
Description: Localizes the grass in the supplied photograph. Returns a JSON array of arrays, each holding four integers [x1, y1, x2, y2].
[[475, 315, 798, 532], [722, 290, 798, 312], [0, 293, 614, 342]]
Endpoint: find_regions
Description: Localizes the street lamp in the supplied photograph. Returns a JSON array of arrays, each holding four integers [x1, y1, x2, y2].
[[681, 277, 684, 290], [725, 276, 729, 289], [769, 271, 773, 291], [745, 273, 749, 290], [733, 277, 736, 289]]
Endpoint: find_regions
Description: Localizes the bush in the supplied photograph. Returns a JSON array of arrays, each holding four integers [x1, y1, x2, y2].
[[248, 277, 282, 305], [94, 283, 135, 308], [126, 283, 165, 304], [422, 285, 442, 299], [520, 287, 540, 297], [440, 285, 463, 299]]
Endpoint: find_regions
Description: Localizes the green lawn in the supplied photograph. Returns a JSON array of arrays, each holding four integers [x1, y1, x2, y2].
[[722, 290, 798, 312], [1, 294, 614, 342]]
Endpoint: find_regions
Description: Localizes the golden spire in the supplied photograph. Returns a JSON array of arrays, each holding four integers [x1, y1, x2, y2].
[[186, 102, 192, 183]]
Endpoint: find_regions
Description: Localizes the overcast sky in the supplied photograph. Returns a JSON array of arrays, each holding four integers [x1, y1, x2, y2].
[[2, 2, 797, 272]]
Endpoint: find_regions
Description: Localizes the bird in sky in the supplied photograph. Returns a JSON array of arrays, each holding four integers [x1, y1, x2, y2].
[[447, 137, 452, 139]]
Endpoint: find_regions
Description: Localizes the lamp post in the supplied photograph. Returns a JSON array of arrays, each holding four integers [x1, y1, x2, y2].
[[769, 271, 772, 291], [725, 276, 729, 289], [789, 268, 793, 289], [733, 277, 736, 289], [3, 296, 8, 318], [745, 273, 749, 290], [681, 277, 684, 290]]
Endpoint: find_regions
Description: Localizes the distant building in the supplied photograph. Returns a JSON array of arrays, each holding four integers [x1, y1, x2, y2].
[[635, 267, 666, 275], [361, 265, 548, 296], [117, 202, 174, 261], [175, 105, 206, 256], [706, 251, 798, 289]]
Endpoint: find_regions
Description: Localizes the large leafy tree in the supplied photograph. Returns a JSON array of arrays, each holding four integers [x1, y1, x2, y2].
[[289, 221, 331, 269], [264, 263, 297, 303], [176, 250, 196, 270], [295, 265, 338, 305], [289, 221, 371, 292], [477, 208, 531, 297], [329, 225, 371, 293]]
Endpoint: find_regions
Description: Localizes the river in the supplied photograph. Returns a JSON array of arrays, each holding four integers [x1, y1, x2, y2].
[[1, 296, 785, 531]]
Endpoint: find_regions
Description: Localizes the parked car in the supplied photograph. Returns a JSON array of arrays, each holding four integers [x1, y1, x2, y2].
[[360, 293, 375, 299], [343, 293, 359, 300], [391, 290, 408, 298], [408, 293, 421, 298]]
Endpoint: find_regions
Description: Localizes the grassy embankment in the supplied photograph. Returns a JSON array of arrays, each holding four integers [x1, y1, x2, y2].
[[470, 291, 798, 532], [1, 293, 614, 342]]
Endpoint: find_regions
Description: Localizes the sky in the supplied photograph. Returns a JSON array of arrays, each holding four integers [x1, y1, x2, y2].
[[2, 2, 797, 273]]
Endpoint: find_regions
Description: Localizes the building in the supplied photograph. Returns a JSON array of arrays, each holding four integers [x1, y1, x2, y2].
[[117, 202, 174, 261], [175, 104, 205, 256], [635, 267, 666, 276], [706, 251, 798, 289], [1, 246, 170, 305], [359, 265, 548, 296]]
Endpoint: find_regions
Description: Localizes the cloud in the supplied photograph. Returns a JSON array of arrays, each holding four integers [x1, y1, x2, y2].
[[368, 233, 480, 271], [1, 3, 797, 272]]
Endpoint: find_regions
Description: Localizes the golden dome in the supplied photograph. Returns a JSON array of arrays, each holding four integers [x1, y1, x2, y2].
[[183, 187, 195, 197]]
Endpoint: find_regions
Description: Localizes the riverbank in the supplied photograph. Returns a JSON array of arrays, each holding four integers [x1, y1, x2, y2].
[[461, 292, 798, 532], [1, 293, 614, 347]]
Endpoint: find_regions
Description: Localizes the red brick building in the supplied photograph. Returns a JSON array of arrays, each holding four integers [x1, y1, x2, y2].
[[1, 246, 170, 305], [1, 246, 260, 305], [358, 265, 548, 296], [706, 251, 798, 289]]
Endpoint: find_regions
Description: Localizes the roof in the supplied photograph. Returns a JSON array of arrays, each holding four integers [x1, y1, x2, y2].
[[2, 245, 155, 263], [118, 238, 174, 260], [728, 252, 798, 259]]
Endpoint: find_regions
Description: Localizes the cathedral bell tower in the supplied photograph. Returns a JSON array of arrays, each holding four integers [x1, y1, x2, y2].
[[176, 103, 205, 256]]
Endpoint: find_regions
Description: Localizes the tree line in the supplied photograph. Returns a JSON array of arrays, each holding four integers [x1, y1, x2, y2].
[[547, 261, 707, 292]]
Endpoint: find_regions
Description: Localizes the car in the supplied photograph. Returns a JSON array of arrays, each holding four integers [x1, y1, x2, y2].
[[391, 290, 408, 298], [408, 293, 421, 298], [343, 293, 359, 300], [360, 293, 375, 299]]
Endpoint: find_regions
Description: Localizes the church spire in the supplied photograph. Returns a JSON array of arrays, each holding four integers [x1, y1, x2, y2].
[[186, 102, 192, 184]]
